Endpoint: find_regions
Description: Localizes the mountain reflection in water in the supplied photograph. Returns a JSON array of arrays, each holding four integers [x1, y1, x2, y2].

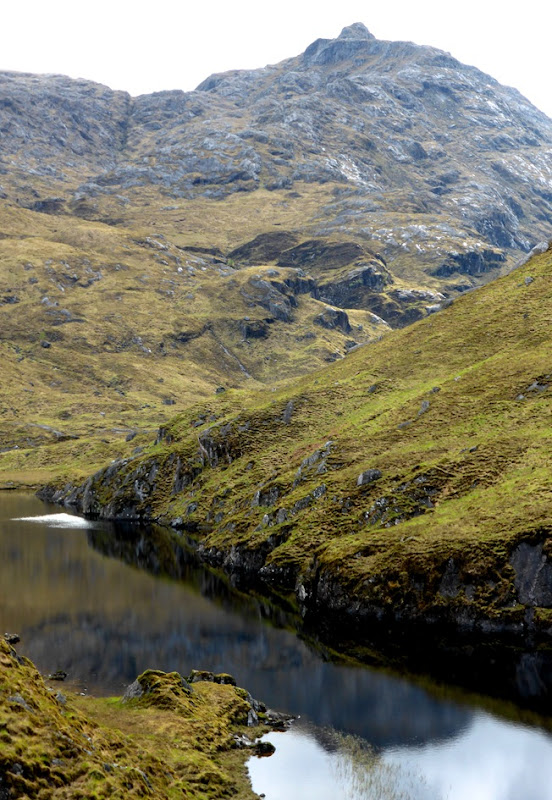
[[249, 713, 552, 800], [1, 492, 472, 750], [3, 492, 552, 768]]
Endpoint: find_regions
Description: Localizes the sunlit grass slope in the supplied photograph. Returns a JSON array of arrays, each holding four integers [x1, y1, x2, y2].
[[0, 637, 268, 799], [65, 244, 552, 631], [0, 200, 387, 485]]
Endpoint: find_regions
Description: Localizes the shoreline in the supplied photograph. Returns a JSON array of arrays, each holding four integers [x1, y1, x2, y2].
[[29, 488, 552, 719], [0, 636, 288, 799]]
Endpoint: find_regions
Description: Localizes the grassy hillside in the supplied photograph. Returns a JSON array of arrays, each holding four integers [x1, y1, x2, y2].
[[51, 243, 552, 636], [5, 27, 552, 485], [0, 637, 276, 799], [0, 199, 393, 486]]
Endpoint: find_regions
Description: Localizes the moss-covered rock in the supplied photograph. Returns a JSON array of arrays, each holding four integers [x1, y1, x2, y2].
[[0, 639, 273, 799]]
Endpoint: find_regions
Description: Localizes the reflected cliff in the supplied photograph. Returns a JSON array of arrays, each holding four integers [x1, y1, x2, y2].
[[84, 504, 552, 720], [1, 492, 473, 749]]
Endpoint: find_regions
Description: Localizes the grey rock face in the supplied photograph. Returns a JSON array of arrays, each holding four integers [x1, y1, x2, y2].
[[433, 249, 506, 277], [320, 265, 389, 308], [2, 24, 552, 326], [313, 307, 351, 333], [282, 400, 294, 424], [240, 277, 296, 322], [511, 542, 552, 607], [123, 679, 144, 700], [8, 694, 32, 711], [293, 441, 334, 486], [514, 240, 551, 269], [357, 469, 382, 486], [240, 318, 269, 339], [439, 559, 461, 599], [303, 23, 377, 67], [0, 72, 130, 171]]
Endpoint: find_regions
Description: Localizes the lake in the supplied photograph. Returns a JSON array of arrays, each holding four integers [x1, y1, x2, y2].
[[2, 491, 552, 799]]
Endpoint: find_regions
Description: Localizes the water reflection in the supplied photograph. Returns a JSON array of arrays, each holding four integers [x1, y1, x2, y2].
[[386, 714, 552, 800], [80, 499, 552, 717], [5, 492, 552, 798], [0, 492, 470, 748], [249, 715, 552, 800]]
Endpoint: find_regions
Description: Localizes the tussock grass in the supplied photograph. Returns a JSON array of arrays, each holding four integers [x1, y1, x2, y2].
[[0, 638, 263, 799]]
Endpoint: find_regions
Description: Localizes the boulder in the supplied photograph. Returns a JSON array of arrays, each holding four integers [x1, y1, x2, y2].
[[357, 469, 382, 486], [313, 307, 351, 333]]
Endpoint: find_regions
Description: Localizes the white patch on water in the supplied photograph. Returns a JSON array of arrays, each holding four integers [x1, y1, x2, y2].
[[13, 513, 93, 528], [250, 714, 552, 800]]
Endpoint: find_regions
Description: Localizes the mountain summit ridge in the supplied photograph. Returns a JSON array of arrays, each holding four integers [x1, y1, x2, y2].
[[1, 22, 551, 289], [337, 22, 376, 40]]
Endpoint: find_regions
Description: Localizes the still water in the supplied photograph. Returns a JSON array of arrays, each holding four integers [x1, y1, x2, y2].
[[2, 492, 552, 799]]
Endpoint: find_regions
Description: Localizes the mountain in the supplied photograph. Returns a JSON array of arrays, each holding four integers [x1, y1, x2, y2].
[[2, 23, 552, 484], [45, 241, 552, 642], [4, 23, 552, 282]]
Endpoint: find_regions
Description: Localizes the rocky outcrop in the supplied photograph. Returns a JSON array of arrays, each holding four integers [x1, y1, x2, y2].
[[511, 542, 552, 606], [240, 318, 270, 339], [228, 231, 299, 264], [433, 248, 506, 277], [236, 269, 317, 323], [0, 71, 130, 173], [319, 263, 391, 308], [313, 307, 351, 333], [277, 240, 365, 270], [240, 275, 298, 322], [357, 469, 382, 486], [300, 538, 552, 643], [0, 638, 285, 799]]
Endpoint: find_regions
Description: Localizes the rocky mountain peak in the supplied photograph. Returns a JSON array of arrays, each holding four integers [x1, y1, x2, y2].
[[303, 24, 378, 66], [1, 26, 552, 321], [337, 22, 376, 41]]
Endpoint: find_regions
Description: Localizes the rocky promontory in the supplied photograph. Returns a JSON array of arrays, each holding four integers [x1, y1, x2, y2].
[[40, 243, 552, 654], [0, 636, 286, 799]]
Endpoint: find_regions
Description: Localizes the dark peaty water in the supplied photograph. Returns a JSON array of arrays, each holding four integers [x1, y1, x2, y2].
[[2, 492, 552, 799]]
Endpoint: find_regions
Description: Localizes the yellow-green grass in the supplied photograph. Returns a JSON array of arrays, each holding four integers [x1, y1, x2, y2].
[[0, 199, 389, 485], [0, 638, 265, 799], [64, 245, 552, 627]]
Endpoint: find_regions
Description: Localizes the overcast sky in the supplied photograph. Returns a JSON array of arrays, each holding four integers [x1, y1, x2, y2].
[[4, 1, 552, 117]]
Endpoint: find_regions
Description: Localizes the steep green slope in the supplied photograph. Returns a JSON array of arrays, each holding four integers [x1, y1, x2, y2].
[[48, 243, 552, 638]]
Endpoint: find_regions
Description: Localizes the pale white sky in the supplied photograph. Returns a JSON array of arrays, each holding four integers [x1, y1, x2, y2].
[[4, 1, 552, 116]]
